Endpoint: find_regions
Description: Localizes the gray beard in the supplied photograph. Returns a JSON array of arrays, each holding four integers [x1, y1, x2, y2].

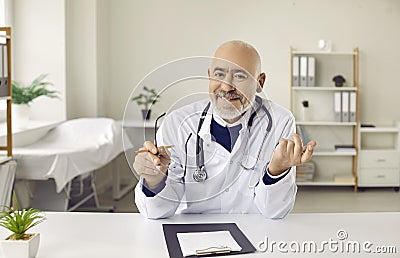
[[213, 96, 255, 121]]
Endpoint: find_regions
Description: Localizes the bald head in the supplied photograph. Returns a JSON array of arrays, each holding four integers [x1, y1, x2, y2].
[[213, 40, 261, 77], [208, 40, 266, 123]]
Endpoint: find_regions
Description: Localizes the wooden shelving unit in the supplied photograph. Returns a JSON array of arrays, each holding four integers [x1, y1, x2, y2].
[[0, 27, 12, 161], [290, 47, 359, 191]]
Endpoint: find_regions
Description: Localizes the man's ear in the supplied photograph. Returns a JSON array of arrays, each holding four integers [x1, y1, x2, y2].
[[256, 73, 266, 93]]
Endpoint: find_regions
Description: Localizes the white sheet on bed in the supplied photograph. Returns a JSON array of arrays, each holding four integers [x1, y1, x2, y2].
[[13, 118, 131, 193]]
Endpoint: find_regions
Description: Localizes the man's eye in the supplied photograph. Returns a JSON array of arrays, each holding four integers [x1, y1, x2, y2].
[[233, 73, 247, 80], [213, 72, 225, 78]]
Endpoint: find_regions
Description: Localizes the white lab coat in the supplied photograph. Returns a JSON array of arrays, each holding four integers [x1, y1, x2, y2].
[[135, 97, 297, 219]]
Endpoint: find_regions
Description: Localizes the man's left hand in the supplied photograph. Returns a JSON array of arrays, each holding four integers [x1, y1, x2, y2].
[[268, 133, 317, 176]]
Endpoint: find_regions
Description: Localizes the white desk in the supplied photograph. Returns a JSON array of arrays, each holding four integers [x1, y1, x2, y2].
[[0, 212, 399, 258], [122, 120, 157, 150]]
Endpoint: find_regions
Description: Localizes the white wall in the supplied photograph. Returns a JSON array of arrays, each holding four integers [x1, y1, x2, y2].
[[12, 0, 66, 121], [13, 0, 108, 120], [12, 0, 400, 126], [96, 0, 110, 118], [0, 1, 4, 26], [0, 0, 12, 26], [106, 0, 400, 126], [4, 0, 12, 26], [66, 0, 98, 118], [65, 0, 109, 119]]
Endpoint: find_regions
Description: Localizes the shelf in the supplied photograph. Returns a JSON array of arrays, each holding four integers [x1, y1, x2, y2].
[[0, 96, 11, 101], [360, 127, 399, 133], [0, 28, 11, 157], [292, 86, 357, 91], [359, 148, 398, 152], [0, 155, 12, 164], [297, 181, 355, 186], [292, 50, 356, 56], [313, 150, 356, 156], [296, 121, 357, 126]]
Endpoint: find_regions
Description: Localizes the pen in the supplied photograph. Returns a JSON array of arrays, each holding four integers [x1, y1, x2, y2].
[[135, 145, 174, 154]]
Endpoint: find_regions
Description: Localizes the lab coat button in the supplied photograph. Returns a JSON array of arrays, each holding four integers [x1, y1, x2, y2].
[[225, 188, 229, 192], [229, 160, 233, 164]]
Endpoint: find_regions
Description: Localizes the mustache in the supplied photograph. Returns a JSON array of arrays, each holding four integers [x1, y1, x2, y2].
[[214, 90, 243, 101]]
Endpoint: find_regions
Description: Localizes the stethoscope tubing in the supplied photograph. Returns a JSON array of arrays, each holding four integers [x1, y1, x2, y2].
[[192, 96, 272, 182]]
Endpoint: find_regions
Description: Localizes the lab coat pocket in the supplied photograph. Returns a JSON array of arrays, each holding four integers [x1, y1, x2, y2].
[[239, 152, 266, 189], [236, 169, 259, 213], [240, 152, 259, 171]]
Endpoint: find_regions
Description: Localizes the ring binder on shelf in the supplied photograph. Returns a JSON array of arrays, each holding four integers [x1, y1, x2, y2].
[[292, 56, 300, 86], [349, 92, 356, 122], [334, 92, 342, 122], [342, 92, 350, 122], [307, 56, 315, 86], [300, 56, 308, 87]]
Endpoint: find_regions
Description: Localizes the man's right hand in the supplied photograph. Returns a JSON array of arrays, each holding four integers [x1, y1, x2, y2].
[[133, 141, 171, 189]]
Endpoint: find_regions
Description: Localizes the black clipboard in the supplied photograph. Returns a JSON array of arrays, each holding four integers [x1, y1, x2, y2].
[[162, 223, 256, 258]]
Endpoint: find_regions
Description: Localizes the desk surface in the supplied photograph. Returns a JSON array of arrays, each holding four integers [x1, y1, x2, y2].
[[0, 212, 399, 258], [123, 120, 155, 128]]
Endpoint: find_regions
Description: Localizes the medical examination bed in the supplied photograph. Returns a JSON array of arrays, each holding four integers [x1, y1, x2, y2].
[[12, 118, 134, 211]]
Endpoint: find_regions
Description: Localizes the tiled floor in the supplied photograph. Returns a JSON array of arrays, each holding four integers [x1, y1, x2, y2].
[[94, 184, 400, 214]]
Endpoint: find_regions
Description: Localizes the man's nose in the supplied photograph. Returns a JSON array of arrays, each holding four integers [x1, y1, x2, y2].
[[220, 76, 235, 91]]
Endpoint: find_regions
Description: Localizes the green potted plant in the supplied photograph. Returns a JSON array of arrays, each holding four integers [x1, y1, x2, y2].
[[131, 86, 160, 120], [0, 205, 46, 258], [11, 74, 58, 128]]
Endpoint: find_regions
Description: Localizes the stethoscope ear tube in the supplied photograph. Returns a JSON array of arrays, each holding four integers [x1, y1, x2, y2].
[[183, 133, 193, 180]]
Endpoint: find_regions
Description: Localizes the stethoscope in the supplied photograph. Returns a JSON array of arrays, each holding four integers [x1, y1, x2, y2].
[[185, 96, 273, 182]]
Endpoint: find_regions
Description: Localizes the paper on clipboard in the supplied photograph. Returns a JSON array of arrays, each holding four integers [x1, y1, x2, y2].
[[177, 231, 242, 257]]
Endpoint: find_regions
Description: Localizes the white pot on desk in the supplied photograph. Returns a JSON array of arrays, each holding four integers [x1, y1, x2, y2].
[[0, 233, 40, 258], [12, 104, 30, 129]]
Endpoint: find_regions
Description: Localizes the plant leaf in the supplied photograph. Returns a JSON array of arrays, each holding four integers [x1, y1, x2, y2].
[[12, 74, 59, 104]]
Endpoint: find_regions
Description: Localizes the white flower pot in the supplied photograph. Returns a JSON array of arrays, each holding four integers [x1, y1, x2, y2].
[[0, 233, 40, 258], [12, 104, 30, 129]]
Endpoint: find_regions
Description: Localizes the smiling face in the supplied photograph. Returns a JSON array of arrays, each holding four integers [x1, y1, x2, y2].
[[209, 41, 264, 123]]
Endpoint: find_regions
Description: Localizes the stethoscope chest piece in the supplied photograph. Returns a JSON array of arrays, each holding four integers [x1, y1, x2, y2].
[[193, 168, 207, 182]]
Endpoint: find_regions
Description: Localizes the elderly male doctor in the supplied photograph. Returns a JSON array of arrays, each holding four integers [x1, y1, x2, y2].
[[134, 40, 316, 219]]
